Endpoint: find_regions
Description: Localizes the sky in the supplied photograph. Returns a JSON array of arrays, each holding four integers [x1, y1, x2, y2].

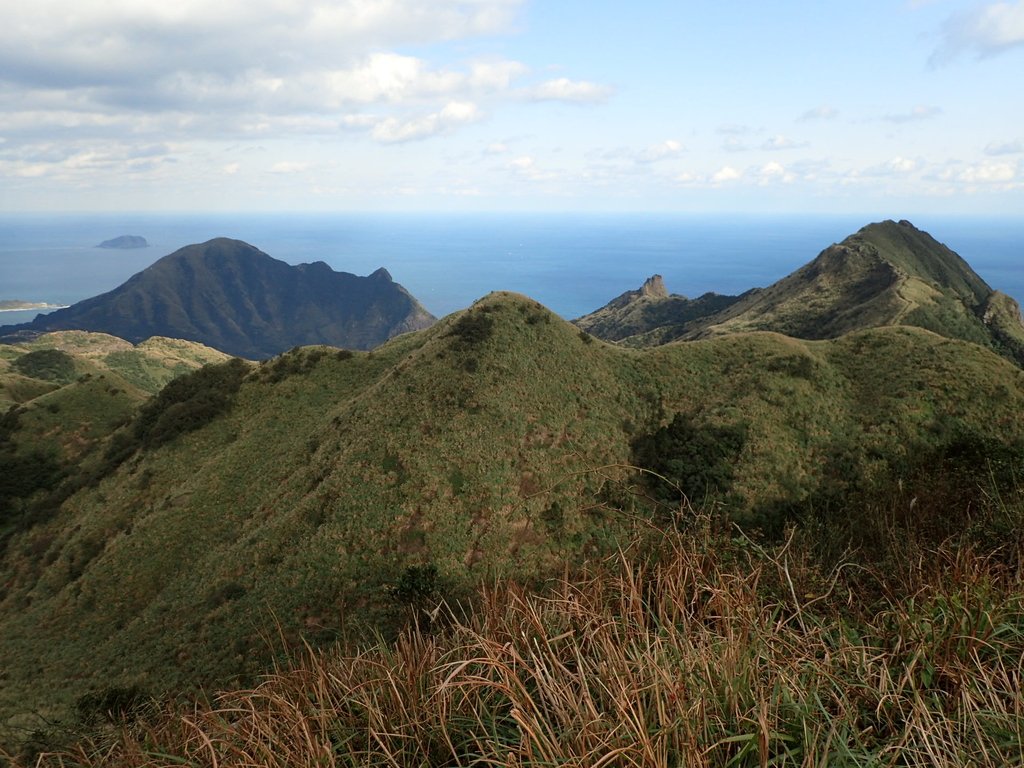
[[1, 0, 1023, 214]]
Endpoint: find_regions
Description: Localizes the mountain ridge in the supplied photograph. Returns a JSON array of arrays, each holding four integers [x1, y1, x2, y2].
[[576, 219, 1024, 364]]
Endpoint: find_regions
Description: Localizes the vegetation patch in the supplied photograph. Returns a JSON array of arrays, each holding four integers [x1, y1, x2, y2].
[[106, 357, 249, 462], [11, 349, 77, 384], [446, 310, 495, 347], [632, 412, 748, 507]]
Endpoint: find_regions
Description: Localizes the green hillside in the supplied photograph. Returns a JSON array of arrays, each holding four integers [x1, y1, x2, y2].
[[0, 333, 229, 549], [2, 293, 1023, 732]]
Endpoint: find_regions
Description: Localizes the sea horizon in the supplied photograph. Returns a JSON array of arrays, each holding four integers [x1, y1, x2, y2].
[[1, 211, 1022, 329]]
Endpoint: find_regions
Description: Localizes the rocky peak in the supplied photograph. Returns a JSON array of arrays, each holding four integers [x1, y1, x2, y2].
[[640, 274, 668, 299]]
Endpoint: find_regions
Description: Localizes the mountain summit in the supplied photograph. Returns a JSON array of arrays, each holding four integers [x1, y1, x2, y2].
[[0, 238, 436, 358], [578, 220, 1024, 364]]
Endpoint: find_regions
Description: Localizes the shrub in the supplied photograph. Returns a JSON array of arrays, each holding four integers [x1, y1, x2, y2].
[[75, 686, 151, 727], [111, 357, 249, 459], [447, 311, 495, 346], [11, 349, 76, 383], [632, 412, 747, 505]]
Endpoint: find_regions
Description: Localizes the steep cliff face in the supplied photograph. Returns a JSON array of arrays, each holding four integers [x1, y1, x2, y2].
[[1, 238, 436, 358]]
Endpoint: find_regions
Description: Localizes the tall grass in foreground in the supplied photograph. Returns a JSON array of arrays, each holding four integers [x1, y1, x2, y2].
[[16, 507, 1024, 767]]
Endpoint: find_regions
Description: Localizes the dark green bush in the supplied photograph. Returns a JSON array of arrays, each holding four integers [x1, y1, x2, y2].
[[389, 564, 440, 607], [447, 312, 495, 346], [632, 412, 747, 506], [11, 349, 76, 383], [206, 581, 248, 608], [0, 450, 64, 522], [75, 686, 151, 727], [113, 357, 249, 458]]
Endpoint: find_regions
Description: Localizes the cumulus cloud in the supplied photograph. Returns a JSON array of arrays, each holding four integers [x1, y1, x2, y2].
[[711, 165, 741, 183], [754, 161, 796, 184], [0, 0, 608, 161], [883, 105, 943, 123], [0, 0, 525, 91], [933, 1, 1024, 62], [529, 78, 612, 103], [958, 160, 1017, 183]]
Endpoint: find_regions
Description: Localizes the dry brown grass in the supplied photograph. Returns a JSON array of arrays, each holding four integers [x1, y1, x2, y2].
[[17, 510, 1024, 768]]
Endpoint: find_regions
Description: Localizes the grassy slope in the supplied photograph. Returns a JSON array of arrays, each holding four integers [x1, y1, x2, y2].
[[1, 293, 1023, 727], [0, 334, 232, 561]]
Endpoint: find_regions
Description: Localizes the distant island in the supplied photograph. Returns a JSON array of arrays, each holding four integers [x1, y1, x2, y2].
[[96, 235, 149, 249], [0, 300, 69, 312]]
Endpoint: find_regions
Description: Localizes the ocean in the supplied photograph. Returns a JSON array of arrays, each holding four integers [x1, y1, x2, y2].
[[1, 213, 1022, 328]]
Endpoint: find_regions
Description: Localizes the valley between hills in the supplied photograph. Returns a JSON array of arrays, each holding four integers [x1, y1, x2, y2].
[[2, 220, 1024, 765]]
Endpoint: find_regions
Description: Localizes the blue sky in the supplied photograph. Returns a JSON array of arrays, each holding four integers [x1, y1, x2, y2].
[[1, 0, 1022, 213]]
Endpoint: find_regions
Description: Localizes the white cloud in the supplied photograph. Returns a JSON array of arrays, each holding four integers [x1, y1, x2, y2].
[[529, 78, 612, 103], [722, 137, 748, 152], [0, 0, 526, 89], [754, 161, 795, 184], [371, 101, 483, 143], [958, 160, 1017, 183], [508, 154, 557, 181], [711, 165, 741, 183], [0, 139, 182, 185], [883, 105, 943, 123], [0, 0, 564, 151], [223, 163, 240, 175], [933, 1, 1024, 61]]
